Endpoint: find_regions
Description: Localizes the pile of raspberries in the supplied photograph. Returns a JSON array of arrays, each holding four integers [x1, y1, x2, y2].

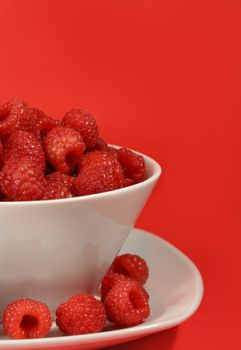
[[2, 253, 150, 339], [0, 98, 147, 201]]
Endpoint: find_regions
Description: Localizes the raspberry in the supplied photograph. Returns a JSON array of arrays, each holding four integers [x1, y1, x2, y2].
[[33, 108, 60, 137], [117, 148, 147, 184], [63, 109, 99, 150], [0, 98, 27, 136], [2, 298, 52, 339], [107, 146, 118, 153], [46, 172, 73, 190], [72, 151, 124, 196], [4, 130, 45, 170], [42, 181, 72, 200], [0, 98, 27, 111], [100, 273, 131, 301], [80, 150, 114, 167], [56, 294, 106, 335], [0, 138, 4, 169], [15, 107, 39, 134], [0, 101, 57, 137], [0, 157, 45, 201], [44, 127, 85, 174], [111, 254, 149, 285], [104, 280, 150, 326], [123, 178, 134, 187]]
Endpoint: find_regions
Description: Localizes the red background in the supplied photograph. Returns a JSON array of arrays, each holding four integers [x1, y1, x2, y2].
[[0, 0, 240, 349]]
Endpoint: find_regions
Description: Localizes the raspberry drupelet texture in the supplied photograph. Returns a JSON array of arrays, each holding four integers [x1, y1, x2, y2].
[[0, 157, 45, 201], [32, 108, 60, 137], [123, 178, 135, 187], [0, 102, 59, 137], [100, 272, 131, 301], [4, 130, 45, 170], [0, 138, 3, 168], [15, 107, 38, 134], [56, 293, 106, 335], [0, 139, 4, 196], [104, 279, 150, 326], [46, 171, 73, 190], [0, 98, 27, 136], [72, 151, 124, 196], [2, 298, 52, 339], [44, 126, 85, 174], [117, 148, 147, 184], [62, 109, 99, 150], [42, 181, 72, 200], [110, 254, 149, 285]]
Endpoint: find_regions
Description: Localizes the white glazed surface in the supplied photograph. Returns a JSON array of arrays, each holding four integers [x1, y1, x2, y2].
[[0, 229, 204, 349], [0, 150, 161, 313]]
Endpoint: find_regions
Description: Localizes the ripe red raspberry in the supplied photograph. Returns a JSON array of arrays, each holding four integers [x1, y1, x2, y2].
[[72, 151, 124, 196], [123, 178, 135, 187], [0, 138, 4, 169], [15, 107, 39, 134], [42, 181, 72, 200], [0, 157, 45, 201], [0, 98, 27, 136], [117, 148, 147, 184], [46, 171, 73, 190], [104, 280, 150, 326], [33, 108, 60, 137], [56, 294, 106, 335], [2, 298, 52, 339], [105, 146, 118, 157], [0, 139, 4, 197], [111, 254, 149, 285], [80, 150, 116, 167], [4, 130, 45, 170], [44, 127, 85, 174], [100, 273, 131, 301], [62, 109, 99, 150]]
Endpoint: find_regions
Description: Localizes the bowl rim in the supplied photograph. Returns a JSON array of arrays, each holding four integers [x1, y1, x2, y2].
[[0, 146, 162, 206]]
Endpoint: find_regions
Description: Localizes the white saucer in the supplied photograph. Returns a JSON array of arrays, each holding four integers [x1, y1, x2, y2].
[[0, 229, 203, 350]]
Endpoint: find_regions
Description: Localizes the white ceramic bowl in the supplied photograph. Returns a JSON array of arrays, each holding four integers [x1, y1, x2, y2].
[[0, 148, 161, 314]]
